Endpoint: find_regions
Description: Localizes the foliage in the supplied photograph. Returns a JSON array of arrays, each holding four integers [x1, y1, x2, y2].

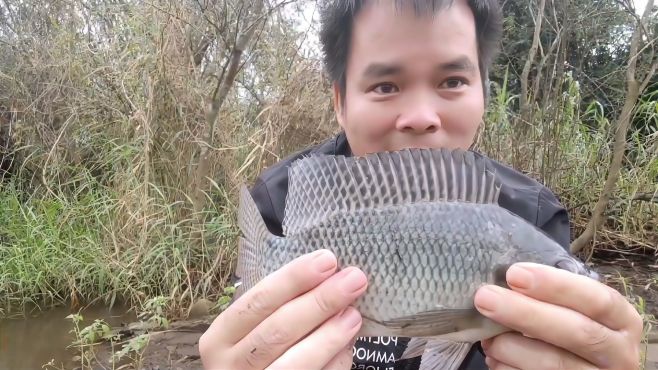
[[112, 334, 149, 366], [0, 0, 655, 319], [479, 69, 657, 251], [61, 310, 152, 369], [65, 313, 115, 369], [213, 284, 237, 312], [138, 296, 170, 330]]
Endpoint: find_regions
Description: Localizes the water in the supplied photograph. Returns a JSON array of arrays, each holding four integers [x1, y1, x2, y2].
[[0, 304, 134, 370], [1, 303, 656, 370]]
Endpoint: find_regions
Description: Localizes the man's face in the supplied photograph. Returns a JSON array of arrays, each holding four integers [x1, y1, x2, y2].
[[334, 0, 485, 156]]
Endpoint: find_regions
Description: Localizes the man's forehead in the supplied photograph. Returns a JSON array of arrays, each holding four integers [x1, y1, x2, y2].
[[354, 0, 457, 15], [349, 0, 478, 52], [346, 0, 480, 81]]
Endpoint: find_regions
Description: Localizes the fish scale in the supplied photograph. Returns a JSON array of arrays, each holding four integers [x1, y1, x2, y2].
[[235, 147, 599, 370], [258, 201, 509, 327]]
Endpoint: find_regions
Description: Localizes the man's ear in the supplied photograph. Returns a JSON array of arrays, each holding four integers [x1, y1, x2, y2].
[[332, 82, 346, 129]]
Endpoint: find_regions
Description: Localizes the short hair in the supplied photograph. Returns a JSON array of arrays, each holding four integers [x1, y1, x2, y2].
[[319, 0, 503, 104]]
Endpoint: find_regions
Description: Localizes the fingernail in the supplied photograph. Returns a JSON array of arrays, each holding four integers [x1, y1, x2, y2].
[[339, 268, 367, 294], [474, 286, 500, 315], [312, 250, 336, 274], [340, 307, 362, 329], [480, 338, 491, 351], [507, 264, 533, 290]]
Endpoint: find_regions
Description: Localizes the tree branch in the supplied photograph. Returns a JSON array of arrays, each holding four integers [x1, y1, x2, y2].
[[570, 0, 656, 254], [191, 0, 265, 214], [519, 0, 547, 118], [632, 192, 658, 203]]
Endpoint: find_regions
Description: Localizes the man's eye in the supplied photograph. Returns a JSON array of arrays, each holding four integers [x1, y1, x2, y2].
[[372, 83, 399, 94], [441, 78, 466, 89]]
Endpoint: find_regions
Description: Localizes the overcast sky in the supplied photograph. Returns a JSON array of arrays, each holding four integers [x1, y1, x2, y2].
[[634, 0, 649, 13]]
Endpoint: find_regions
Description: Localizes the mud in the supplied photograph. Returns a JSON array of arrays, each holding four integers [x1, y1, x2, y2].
[[87, 254, 658, 370]]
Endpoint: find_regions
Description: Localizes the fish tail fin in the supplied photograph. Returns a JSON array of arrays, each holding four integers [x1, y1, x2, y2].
[[235, 185, 271, 298], [400, 338, 473, 370]]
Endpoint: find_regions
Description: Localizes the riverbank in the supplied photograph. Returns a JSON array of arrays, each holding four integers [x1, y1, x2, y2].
[[37, 253, 655, 370]]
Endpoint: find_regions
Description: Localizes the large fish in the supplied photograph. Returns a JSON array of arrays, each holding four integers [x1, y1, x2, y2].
[[235, 148, 597, 370]]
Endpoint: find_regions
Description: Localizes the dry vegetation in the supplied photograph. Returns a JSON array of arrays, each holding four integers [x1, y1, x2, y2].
[[0, 0, 655, 324]]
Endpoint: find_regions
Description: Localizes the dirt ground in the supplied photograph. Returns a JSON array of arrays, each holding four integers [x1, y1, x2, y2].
[[591, 251, 658, 370], [92, 253, 658, 370], [93, 319, 208, 370], [591, 251, 658, 319]]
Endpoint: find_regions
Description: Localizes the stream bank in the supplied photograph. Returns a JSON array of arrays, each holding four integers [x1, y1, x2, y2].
[[3, 254, 656, 370]]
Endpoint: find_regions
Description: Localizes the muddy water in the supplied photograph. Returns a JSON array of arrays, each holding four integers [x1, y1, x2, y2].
[[1, 302, 656, 370], [0, 304, 135, 370]]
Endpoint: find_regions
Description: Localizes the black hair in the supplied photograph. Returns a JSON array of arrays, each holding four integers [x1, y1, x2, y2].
[[319, 0, 503, 104]]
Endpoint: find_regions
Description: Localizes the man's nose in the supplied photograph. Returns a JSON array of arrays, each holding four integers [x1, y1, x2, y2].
[[395, 102, 441, 134]]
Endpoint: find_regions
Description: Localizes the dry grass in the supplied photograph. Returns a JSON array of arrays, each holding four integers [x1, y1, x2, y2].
[[0, 0, 655, 317]]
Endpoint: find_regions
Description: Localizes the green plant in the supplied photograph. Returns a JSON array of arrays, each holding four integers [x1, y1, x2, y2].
[[113, 334, 150, 367], [138, 296, 170, 330], [66, 314, 115, 369], [213, 284, 237, 312]]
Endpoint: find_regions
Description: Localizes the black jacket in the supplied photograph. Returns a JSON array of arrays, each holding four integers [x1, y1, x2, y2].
[[249, 132, 571, 370]]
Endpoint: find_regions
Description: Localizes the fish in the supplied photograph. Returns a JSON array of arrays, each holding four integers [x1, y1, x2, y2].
[[234, 147, 598, 370]]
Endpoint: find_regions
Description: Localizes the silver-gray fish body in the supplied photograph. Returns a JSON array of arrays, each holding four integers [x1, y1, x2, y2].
[[235, 148, 597, 345], [257, 200, 578, 338]]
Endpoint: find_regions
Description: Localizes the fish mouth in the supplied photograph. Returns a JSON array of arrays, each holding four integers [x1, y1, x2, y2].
[[555, 259, 600, 281]]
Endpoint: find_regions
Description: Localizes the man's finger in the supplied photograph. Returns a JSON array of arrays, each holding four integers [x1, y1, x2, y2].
[[485, 332, 598, 370], [322, 346, 355, 370], [206, 249, 338, 346], [269, 307, 361, 369], [505, 262, 642, 335], [474, 284, 629, 368], [232, 267, 367, 369], [491, 364, 521, 370]]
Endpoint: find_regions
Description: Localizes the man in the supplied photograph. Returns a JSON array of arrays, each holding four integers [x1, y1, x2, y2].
[[199, 0, 643, 369]]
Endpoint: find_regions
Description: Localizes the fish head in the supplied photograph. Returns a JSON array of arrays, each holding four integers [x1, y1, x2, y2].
[[507, 221, 600, 281], [553, 257, 600, 281]]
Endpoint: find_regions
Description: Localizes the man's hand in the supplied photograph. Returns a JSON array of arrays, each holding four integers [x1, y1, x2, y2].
[[474, 262, 643, 370], [199, 249, 367, 370]]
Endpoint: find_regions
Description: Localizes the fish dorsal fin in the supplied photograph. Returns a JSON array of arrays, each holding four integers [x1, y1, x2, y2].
[[283, 148, 501, 235]]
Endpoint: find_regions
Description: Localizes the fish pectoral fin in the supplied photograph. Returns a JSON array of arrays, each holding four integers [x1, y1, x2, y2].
[[399, 337, 473, 370], [399, 337, 428, 360], [381, 308, 477, 337], [419, 339, 473, 370]]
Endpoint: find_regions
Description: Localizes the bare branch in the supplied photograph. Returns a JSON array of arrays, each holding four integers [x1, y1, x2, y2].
[[571, 0, 656, 254], [639, 60, 658, 93], [519, 0, 546, 123], [192, 0, 266, 213], [632, 192, 658, 203]]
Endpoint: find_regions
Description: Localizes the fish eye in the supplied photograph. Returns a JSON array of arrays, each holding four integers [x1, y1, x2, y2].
[[554, 259, 600, 280], [554, 259, 579, 273]]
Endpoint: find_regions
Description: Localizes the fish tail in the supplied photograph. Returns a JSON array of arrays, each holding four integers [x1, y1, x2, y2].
[[235, 185, 272, 298]]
